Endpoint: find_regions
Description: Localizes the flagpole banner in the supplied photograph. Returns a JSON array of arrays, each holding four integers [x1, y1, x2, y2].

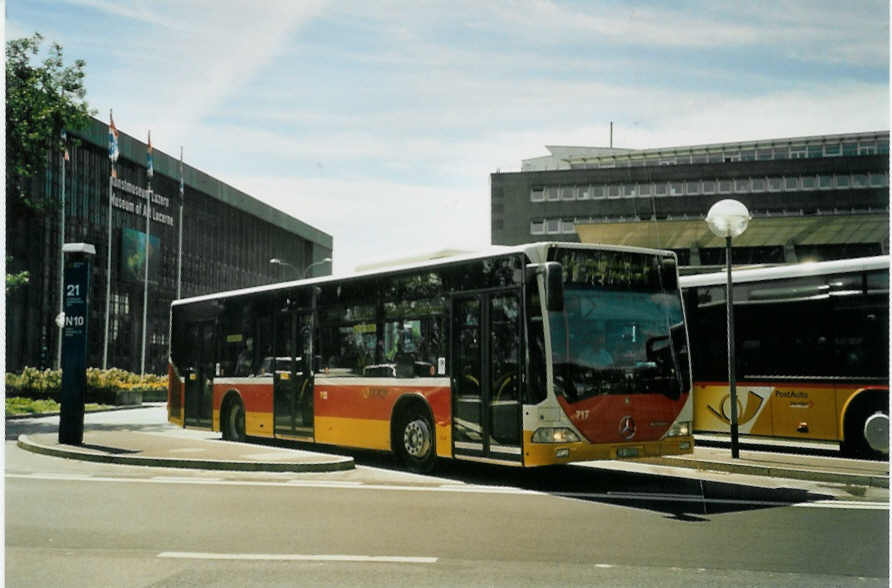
[[147, 130, 153, 179], [108, 109, 119, 177]]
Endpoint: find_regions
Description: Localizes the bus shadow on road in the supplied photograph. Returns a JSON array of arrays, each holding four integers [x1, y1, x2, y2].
[[257, 437, 840, 519]]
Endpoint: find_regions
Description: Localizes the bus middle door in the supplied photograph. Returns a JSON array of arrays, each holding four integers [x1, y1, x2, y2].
[[274, 311, 314, 439], [451, 290, 523, 463], [184, 321, 214, 428]]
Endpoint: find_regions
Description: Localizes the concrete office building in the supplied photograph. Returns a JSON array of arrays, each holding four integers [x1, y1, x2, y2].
[[491, 131, 889, 267], [6, 116, 333, 374]]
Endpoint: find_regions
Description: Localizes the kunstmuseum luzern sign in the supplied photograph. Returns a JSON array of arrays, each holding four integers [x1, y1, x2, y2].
[[111, 176, 175, 227]]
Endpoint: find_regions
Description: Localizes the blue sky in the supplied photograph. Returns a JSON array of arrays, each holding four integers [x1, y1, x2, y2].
[[6, 0, 889, 273]]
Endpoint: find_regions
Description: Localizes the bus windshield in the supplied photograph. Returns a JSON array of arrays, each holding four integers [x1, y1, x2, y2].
[[549, 249, 689, 403]]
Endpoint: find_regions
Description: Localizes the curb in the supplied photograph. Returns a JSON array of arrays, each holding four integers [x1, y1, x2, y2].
[[644, 456, 889, 489], [17, 434, 355, 473], [6, 404, 148, 420]]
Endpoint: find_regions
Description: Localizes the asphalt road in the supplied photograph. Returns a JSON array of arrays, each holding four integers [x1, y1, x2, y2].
[[5, 407, 889, 587]]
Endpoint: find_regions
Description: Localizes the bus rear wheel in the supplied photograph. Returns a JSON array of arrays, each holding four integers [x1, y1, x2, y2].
[[395, 404, 436, 473], [222, 397, 246, 443]]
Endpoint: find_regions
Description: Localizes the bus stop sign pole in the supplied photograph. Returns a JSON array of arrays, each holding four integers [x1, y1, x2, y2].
[[59, 243, 95, 445]]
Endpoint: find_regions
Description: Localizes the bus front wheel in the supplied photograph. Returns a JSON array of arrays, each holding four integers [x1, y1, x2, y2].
[[395, 404, 436, 473], [222, 397, 246, 443], [842, 393, 888, 459]]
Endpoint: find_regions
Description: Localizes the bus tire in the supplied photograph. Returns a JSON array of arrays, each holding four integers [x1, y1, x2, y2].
[[394, 402, 436, 473], [222, 396, 246, 443], [842, 391, 888, 459]]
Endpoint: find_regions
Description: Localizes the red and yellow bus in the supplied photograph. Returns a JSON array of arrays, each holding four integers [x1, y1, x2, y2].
[[681, 255, 889, 458], [168, 243, 693, 471]]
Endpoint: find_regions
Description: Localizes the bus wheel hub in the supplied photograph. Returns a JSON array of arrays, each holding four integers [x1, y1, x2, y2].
[[404, 419, 432, 458]]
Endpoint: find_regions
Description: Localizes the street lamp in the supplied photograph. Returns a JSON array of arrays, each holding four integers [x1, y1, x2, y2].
[[705, 199, 751, 459], [269, 257, 298, 278], [303, 257, 332, 278]]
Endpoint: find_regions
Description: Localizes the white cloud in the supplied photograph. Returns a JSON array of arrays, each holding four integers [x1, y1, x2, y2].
[[227, 175, 491, 274]]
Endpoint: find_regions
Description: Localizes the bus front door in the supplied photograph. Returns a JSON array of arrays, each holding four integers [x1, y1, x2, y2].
[[184, 321, 214, 427], [451, 291, 523, 463], [274, 311, 314, 439]]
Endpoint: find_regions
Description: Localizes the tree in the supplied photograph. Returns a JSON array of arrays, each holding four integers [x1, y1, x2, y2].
[[5, 257, 29, 294], [6, 33, 94, 209]]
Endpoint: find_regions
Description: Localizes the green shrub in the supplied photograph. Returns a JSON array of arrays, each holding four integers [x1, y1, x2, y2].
[[5, 367, 167, 404]]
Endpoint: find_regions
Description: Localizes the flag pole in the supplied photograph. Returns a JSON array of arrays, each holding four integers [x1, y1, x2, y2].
[[141, 130, 153, 375], [56, 129, 67, 369], [177, 146, 184, 299], [103, 109, 118, 369]]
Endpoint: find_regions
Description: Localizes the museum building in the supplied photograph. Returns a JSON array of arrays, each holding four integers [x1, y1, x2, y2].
[[6, 116, 333, 374], [491, 131, 889, 267]]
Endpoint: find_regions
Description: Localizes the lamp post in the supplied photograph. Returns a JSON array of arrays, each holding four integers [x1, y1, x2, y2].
[[303, 257, 332, 278], [705, 199, 751, 459], [269, 257, 298, 278]]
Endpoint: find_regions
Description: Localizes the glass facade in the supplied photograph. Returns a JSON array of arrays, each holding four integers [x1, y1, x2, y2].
[[6, 117, 332, 374]]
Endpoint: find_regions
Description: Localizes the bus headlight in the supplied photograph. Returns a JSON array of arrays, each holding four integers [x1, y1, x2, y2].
[[665, 421, 691, 437], [531, 427, 581, 444]]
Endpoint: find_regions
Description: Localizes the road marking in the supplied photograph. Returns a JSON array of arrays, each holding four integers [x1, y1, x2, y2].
[[8, 473, 887, 510], [158, 552, 437, 563]]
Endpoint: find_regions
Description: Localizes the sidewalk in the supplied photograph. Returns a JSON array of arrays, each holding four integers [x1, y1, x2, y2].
[[644, 445, 889, 489], [17, 430, 355, 473], [15, 426, 888, 488]]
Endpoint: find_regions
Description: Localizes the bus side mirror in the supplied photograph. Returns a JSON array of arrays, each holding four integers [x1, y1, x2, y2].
[[661, 257, 678, 291], [526, 262, 564, 312]]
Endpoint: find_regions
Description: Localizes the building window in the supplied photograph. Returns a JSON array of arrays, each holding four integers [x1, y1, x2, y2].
[[692, 154, 708, 164], [751, 177, 766, 192], [734, 178, 750, 192], [545, 186, 559, 201], [741, 150, 755, 161], [785, 176, 799, 190], [818, 174, 833, 189], [807, 145, 823, 158], [624, 184, 637, 197], [654, 182, 667, 196], [578, 186, 591, 200], [561, 219, 575, 234], [723, 151, 740, 162], [530, 187, 545, 202], [644, 157, 659, 166], [842, 142, 857, 156], [878, 141, 889, 154], [789, 145, 807, 158], [670, 182, 684, 195], [718, 179, 732, 193], [801, 175, 817, 189], [773, 146, 788, 159], [756, 149, 773, 160], [708, 152, 724, 163], [858, 142, 877, 155], [546, 219, 561, 234], [607, 184, 621, 198], [638, 183, 652, 197], [591, 185, 605, 199], [870, 172, 887, 187], [836, 174, 850, 188], [530, 220, 545, 235], [824, 143, 842, 157], [768, 177, 783, 191], [686, 180, 700, 194], [702, 180, 716, 194], [853, 174, 869, 188], [560, 186, 576, 201]]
